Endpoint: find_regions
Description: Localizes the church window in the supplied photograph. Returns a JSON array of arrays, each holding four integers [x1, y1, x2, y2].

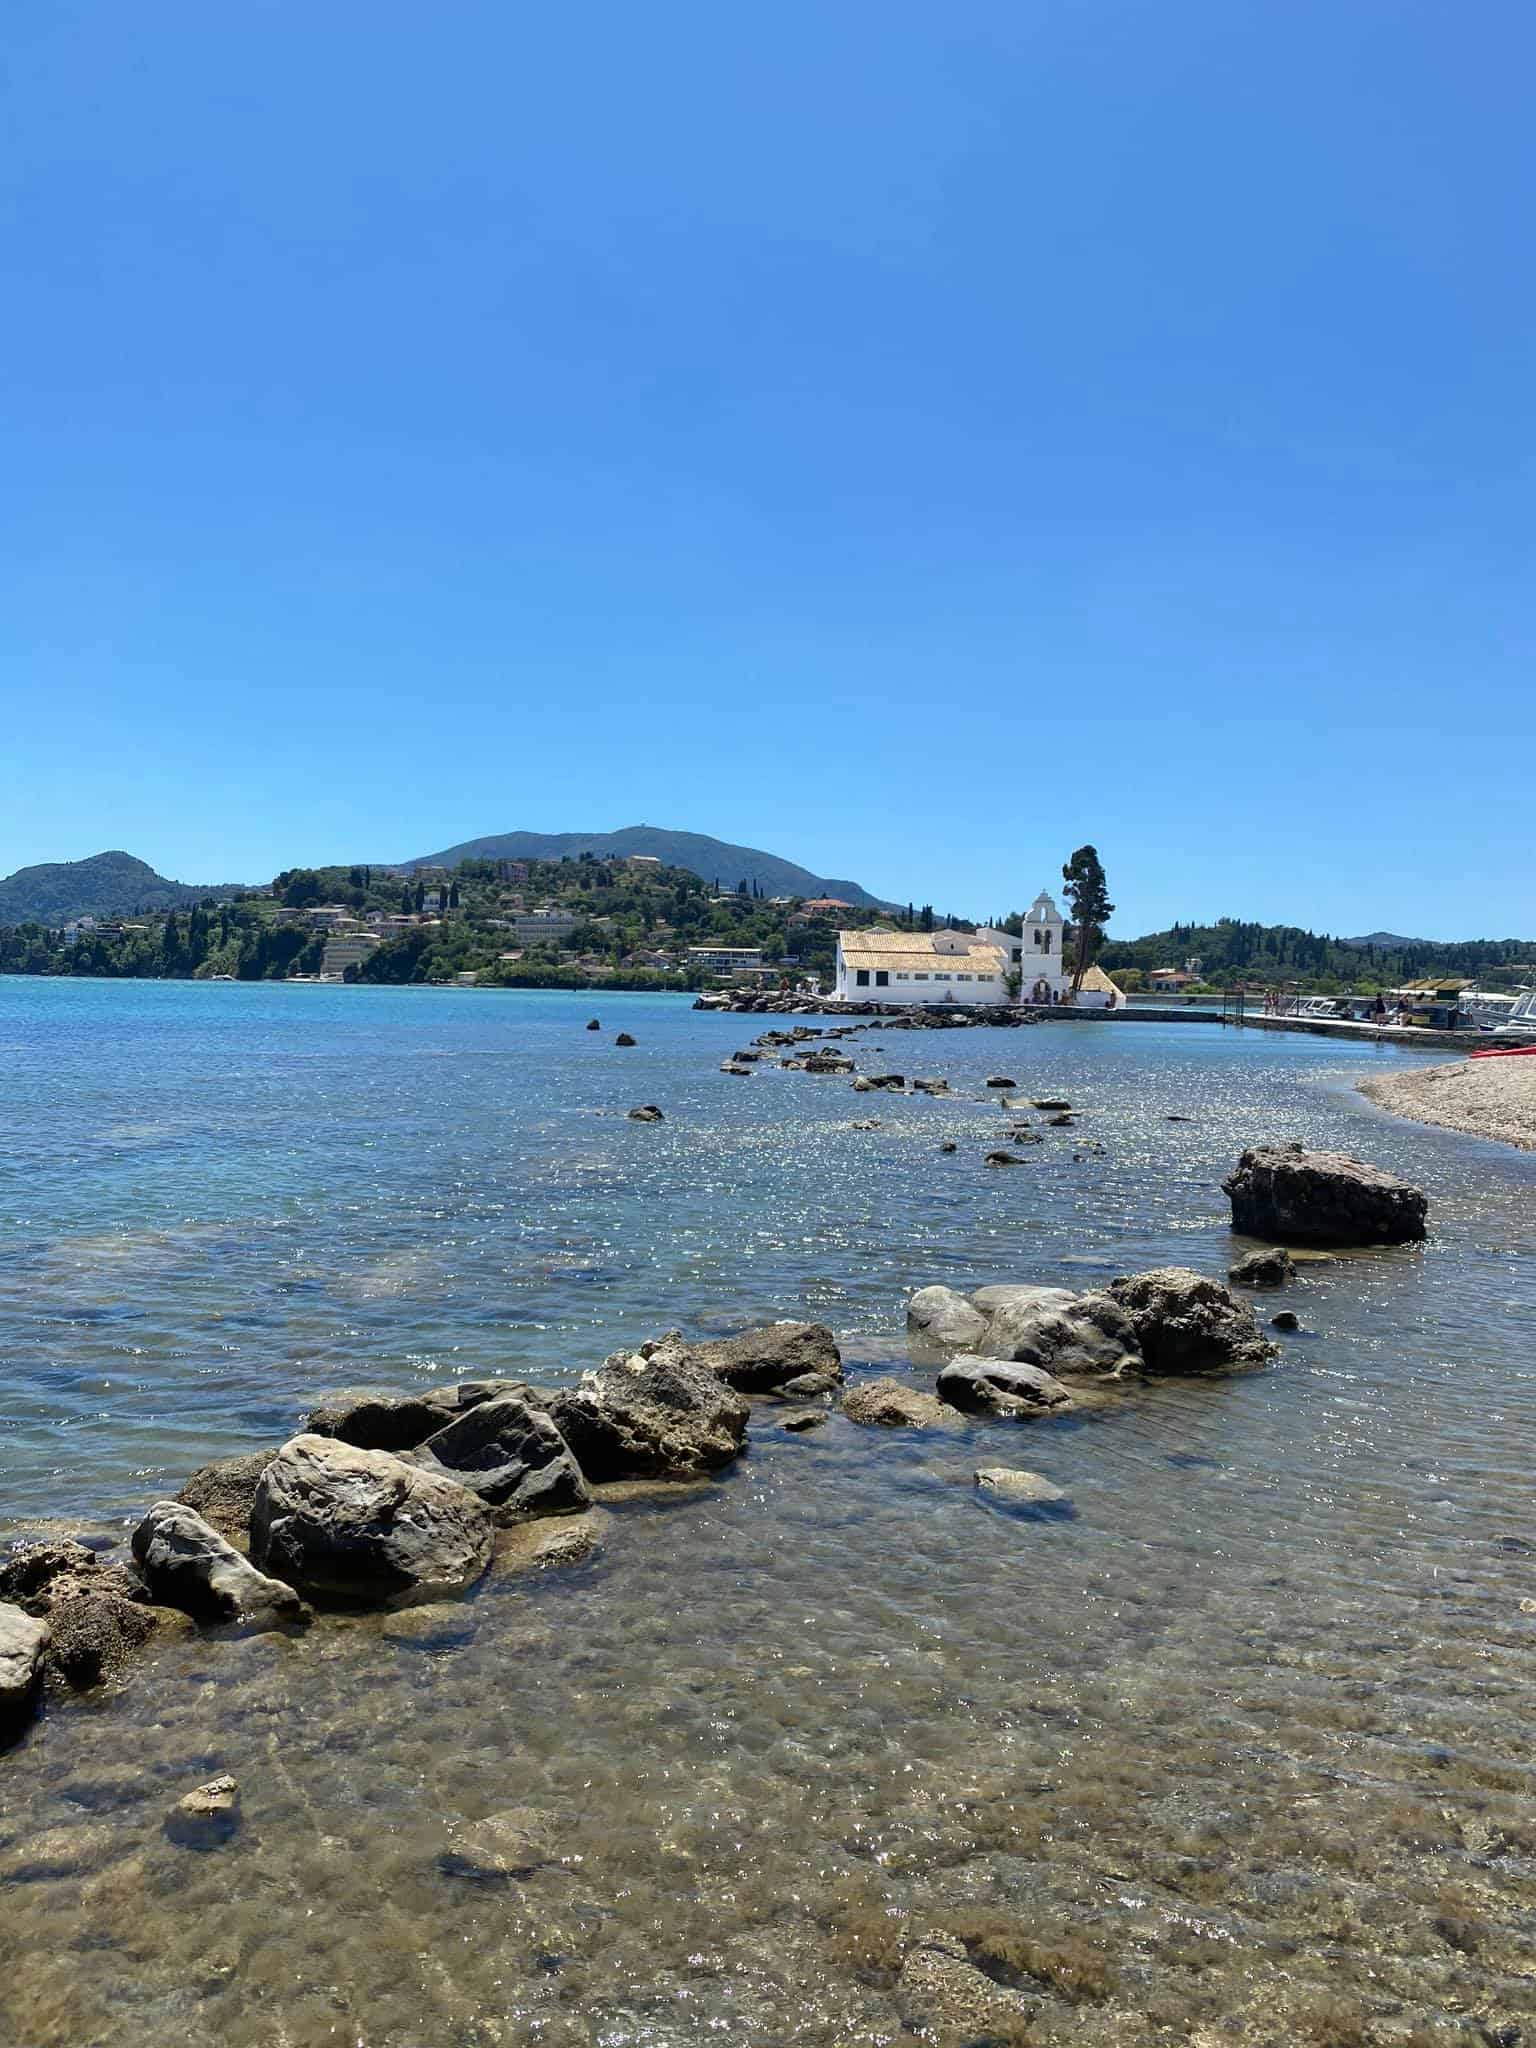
[[856, 969, 869, 987]]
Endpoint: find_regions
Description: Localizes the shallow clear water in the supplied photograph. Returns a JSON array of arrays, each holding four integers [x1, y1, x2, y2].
[[2, 979, 1534, 2046]]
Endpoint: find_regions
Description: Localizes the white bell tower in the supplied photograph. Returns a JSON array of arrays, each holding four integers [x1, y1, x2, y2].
[[1021, 889, 1066, 999]]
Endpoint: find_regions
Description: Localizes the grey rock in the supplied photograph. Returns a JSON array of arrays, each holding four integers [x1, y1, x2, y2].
[[1271, 1309, 1301, 1331], [416, 1395, 590, 1519], [1223, 1145, 1428, 1246], [939, 1140, 958, 1153], [614, 1032, 637, 1046], [781, 1408, 828, 1432], [779, 1370, 841, 1399], [175, 1450, 280, 1544], [1228, 1246, 1296, 1288], [981, 1291, 1142, 1378], [0, 1603, 50, 1738], [547, 1336, 750, 1480], [251, 1435, 495, 1603], [305, 1386, 461, 1453], [1106, 1267, 1277, 1374], [936, 1356, 1074, 1415], [985, 1075, 1017, 1089], [907, 1285, 989, 1351], [974, 1466, 1070, 1506], [969, 1283, 1077, 1318], [1032, 1098, 1071, 1110], [842, 1378, 950, 1429], [687, 1321, 842, 1392], [720, 1062, 754, 1076], [626, 1104, 664, 1121], [984, 1150, 1029, 1166], [911, 1078, 950, 1094], [132, 1501, 311, 1626]]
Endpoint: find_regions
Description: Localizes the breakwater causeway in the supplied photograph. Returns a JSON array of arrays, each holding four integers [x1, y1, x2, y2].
[[2, 979, 1535, 2046]]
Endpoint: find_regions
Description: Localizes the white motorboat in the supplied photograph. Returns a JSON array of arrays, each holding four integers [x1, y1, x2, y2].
[[1488, 989, 1536, 1040], [1458, 987, 1522, 1031]]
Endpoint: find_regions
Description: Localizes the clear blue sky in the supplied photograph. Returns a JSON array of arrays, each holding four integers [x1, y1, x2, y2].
[[3, 2, 1532, 939]]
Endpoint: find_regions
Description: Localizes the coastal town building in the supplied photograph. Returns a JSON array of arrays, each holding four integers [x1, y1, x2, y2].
[[1150, 967, 1201, 991], [687, 944, 764, 980], [510, 911, 579, 947], [320, 931, 382, 981], [831, 890, 1122, 1008]]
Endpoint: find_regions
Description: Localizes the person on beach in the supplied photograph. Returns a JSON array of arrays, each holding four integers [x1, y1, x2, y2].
[[1372, 994, 1387, 1025]]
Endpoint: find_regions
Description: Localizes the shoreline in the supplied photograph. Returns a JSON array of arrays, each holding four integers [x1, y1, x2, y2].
[[1359, 1055, 1536, 1152]]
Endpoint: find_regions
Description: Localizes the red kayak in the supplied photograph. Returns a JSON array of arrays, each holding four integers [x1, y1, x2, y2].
[[1469, 1043, 1536, 1058]]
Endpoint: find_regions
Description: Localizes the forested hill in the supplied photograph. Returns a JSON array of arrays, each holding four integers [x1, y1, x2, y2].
[[0, 851, 239, 925], [1100, 919, 1536, 986], [399, 825, 891, 909]]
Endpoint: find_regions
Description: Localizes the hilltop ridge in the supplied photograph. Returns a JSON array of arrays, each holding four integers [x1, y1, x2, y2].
[[398, 825, 892, 909]]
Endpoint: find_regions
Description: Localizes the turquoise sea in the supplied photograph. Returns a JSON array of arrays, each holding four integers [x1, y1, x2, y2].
[[2, 978, 1534, 2046]]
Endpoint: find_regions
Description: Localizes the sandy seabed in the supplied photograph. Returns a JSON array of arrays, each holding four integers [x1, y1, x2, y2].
[[1360, 1055, 1536, 1151]]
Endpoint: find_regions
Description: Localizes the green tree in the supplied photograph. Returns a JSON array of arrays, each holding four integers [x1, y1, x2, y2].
[[1062, 845, 1114, 992]]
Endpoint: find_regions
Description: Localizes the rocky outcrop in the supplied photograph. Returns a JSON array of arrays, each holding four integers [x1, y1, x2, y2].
[[935, 1357, 1074, 1416], [414, 1394, 590, 1519], [41, 1568, 161, 1690], [250, 1436, 496, 1604], [166, 1773, 242, 1848], [132, 1501, 312, 1626], [547, 1337, 750, 1480], [907, 1285, 990, 1352], [985, 1075, 1017, 1089], [1105, 1267, 1276, 1374], [626, 1105, 664, 1122], [686, 1321, 843, 1392], [0, 1538, 97, 1602], [1223, 1145, 1428, 1246], [1228, 1246, 1296, 1288], [982, 1291, 1142, 1379], [176, 1450, 279, 1544], [615, 1032, 637, 1046], [842, 1378, 950, 1428], [0, 1603, 50, 1739]]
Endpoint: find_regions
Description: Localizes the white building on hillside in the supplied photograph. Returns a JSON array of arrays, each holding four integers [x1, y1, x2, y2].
[[831, 891, 1122, 1008]]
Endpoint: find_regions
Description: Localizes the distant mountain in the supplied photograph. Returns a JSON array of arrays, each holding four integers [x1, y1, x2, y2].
[[401, 825, 894, 909], [0, 852, 240, 927], [1342, 932, 1423, 949]]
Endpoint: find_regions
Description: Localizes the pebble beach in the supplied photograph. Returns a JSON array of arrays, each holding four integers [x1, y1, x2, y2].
[[1360, 1053, 1536, 1151]]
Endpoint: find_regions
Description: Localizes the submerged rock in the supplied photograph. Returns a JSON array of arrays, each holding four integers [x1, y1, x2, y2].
[[494, 1512, 603, 1576], [935, 1356, 1074, 1416], [132, 1501, 311, 1627], [415, 1394, 590, 1520], [1106, 1267, 1277, 1374], [781, 1408, 828, 1433], [547, 1337, 750, 1480], [843, 1378, 950, 1429], [969, 1283, 1077, 1319], [1223, 1144, 1428, 1246], [687, 1321, 842, 1392], [445, 1805, 562, 1879], [166, 1773, 242, 1848], [1228, 1246, 1296, 1288], [984, 1150, 1029, 1167], [0, 1603, 50, 1739], [898, 1933, 1036, 2038], [907, 1285, 990, 1352], [251, 1435, 495, 1603], [974, 1466, 1070, 1507]]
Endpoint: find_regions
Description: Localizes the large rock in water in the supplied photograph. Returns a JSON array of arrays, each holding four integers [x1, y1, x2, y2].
[[415, 1395, 590, 1519], [842, 1378, 951, 1428], [41, 1569, 162, 1691], [935, 1356, 1074, 1415], [1222, 1145, 1427, 1247], [0, 1603, 50, 1738], [546, 1337, 750, 1480], [132, 1501, 311, 1626], [1106, 1268, 1276, 1374], [176, 1450, 280, 1544], [980, 1291, 1142, 1378], [250, 1435, 495, 1603], [907, 1286, 990, 1351], [686, 1321, 843, 1391], [305, 1386, 463, 1452]]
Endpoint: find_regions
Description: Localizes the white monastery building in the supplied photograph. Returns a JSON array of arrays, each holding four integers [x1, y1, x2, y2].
[[831, 891, 1122, 1009]]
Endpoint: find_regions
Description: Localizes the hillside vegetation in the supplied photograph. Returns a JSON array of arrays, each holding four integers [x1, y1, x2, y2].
[[0, 851, 239, 925]]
